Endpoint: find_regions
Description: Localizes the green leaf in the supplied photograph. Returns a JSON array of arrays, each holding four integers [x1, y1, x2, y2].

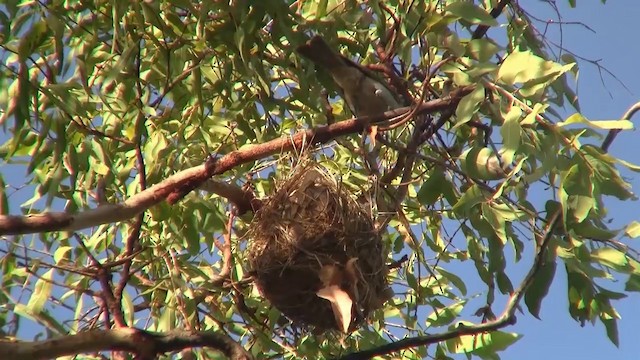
[[616, 157, 640, 172], [522, 103, 548, 125], [567, 269, 596, 323], [182, 209, 201, 255], [53, 246, 73, 264], [572, 220, 618, 241], [496, 271, 513, 294], [446, 325, 522, 353], [446, 2, 499, 26], [525, 255, 557, 319], [582, 149, 635, 200], [567, 195, 595, 223], [27, 269, 54, 314], [0, 174, 8, 215], [122, 291, 135, 326], [417, 169, 447, 205], [460, 147, 506, 180], [591, 248, 629, 272], [561, 164, 590, 196], [158, 303, 176, 332], [625, 274, 640, 292], [624, 221, 640, 238], [426, 300, 466, 327], [466, 39, 501, 62], [453, 184, 486, 215], [498, 50, 573, 85], [500, 106, 522, 164], [601, 317, 619, 347], [558, 113, 634, 130], [18, 20, 50, 60], [482, 203, 507, 244], [454, 86, 485, 128], [438, 267, 468, 296]]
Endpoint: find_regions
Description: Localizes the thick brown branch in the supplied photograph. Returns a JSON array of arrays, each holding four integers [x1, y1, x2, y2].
[[0, 328, 252, 360], [0, 86, 472, 236]]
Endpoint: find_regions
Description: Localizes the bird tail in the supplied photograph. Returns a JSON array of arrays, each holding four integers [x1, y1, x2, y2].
[[296, 35, 346, 70]]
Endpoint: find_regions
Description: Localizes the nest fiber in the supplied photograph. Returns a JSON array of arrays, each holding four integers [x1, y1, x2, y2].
[[247, 164, 388, 332]]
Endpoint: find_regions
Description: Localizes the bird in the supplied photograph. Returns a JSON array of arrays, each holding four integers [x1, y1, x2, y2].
[[316, 258, 361, 333], [296, 35, 401, 118]]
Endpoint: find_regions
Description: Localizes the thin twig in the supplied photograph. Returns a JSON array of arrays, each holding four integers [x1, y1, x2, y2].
[[601, 101, 640, 152]]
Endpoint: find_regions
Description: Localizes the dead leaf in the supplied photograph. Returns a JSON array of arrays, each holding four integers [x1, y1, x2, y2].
[[316, 285, 353, 332]]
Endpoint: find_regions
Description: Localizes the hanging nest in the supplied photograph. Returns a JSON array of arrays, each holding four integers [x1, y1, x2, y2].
[[247, 163, 390, 333]]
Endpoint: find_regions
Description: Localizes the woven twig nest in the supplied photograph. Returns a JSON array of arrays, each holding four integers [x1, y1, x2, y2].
[[247, 163, 389, 333]]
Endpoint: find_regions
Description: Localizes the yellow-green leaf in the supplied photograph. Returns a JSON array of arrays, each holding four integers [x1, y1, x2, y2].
[[558, 113, 634, 130], [625, 221, 640, 238], [591, 248, 629, 271], [27, 269, 54, 314], [446, 325, 522, 353], [501, 106, 522, 164], [498, 50, 572, 85]]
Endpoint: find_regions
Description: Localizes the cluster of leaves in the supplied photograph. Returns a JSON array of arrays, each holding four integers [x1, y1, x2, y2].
[[0, 0, 638, 359]]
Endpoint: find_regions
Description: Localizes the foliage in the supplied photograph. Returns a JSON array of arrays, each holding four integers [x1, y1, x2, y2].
[[0, 0, 638, 359]]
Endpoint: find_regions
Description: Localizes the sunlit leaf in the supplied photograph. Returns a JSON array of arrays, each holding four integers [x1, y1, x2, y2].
[[53, 246, 72, 264], [591, 248, 629, 272], [500, 106, 522, 164], [624, 221, 640, 238], [498, 50, 574, 85], [26, 269, 54, 314], [426, 300, 466, 327], [446, 325, 522, 353], [558, 113, 634, 130]]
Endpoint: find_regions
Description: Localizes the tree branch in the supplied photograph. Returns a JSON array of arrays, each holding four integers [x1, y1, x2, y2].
[[601, 101, 640, 152], [200, 180, 260, 214], [0, 86, 472, 236], [0, 328, 252, 360]]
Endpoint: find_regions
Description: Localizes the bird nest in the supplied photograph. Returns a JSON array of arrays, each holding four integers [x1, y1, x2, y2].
[[247, 163, 389, 333]]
